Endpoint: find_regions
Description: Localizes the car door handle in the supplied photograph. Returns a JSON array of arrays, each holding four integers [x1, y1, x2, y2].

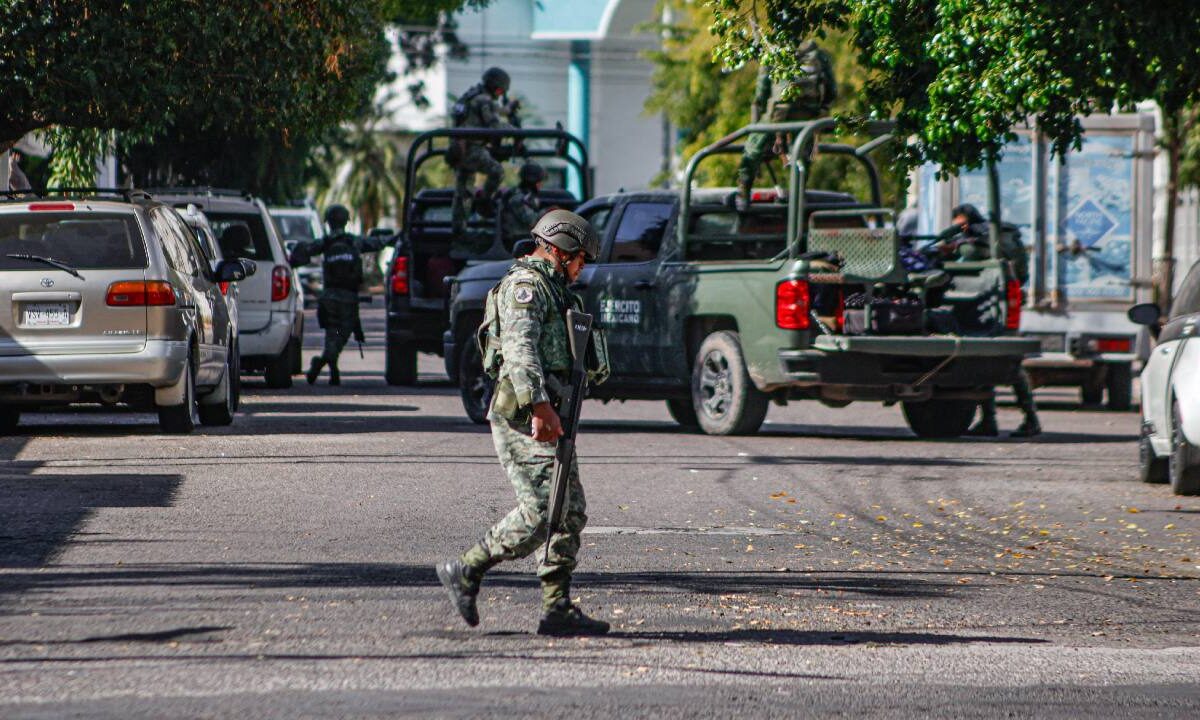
[[634, 280, 656, 290]]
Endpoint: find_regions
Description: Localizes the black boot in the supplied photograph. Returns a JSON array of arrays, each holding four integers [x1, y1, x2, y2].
[[328, 360, 340, 386], [967, 400, 999, 437], [305, 356, 324, 385], [1010, 416, 1042, 438], [537, 598, 610, 637], [436, 558, 482, 627]]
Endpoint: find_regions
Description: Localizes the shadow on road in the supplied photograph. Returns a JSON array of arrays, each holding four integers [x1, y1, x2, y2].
[[610, 628, 1045, 647], [0, 562, 963, 601], [0, 473, 182, 569]]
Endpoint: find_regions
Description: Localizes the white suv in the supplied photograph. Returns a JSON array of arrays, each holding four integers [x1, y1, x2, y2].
[[153, 190, 303, 388]]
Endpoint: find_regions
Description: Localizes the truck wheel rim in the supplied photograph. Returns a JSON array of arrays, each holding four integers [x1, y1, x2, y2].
[[699, 350, 732, 419]]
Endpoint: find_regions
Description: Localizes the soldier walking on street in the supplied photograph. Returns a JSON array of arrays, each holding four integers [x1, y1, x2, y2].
[[499, 162, 546, 251], [450, 66, 518, 236], [735, 41, 837, 212], [288, 204, 388, 386], [436, 209, 613, 636]]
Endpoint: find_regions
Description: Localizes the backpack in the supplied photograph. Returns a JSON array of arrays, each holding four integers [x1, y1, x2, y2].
[[321, 233, 363, 291], [450, 84, 487, 128]]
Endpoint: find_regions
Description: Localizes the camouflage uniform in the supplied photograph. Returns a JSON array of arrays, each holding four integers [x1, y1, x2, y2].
[[737, 41, 837, 197], [499, 185, 541, 251], [460, 256, 598, 609], [452, 86, 513, 234]]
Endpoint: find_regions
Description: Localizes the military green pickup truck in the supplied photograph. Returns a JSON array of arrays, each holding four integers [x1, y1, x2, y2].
[[445, 119, 1040, 437]]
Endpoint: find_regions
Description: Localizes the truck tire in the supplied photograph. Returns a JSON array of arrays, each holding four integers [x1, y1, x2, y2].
[[458, 336, 492, 425], [666, 398, 699, 429], [691, 331, 769, 436], [158, 353, 199, 434], [263, 341, 294, 389], [386, 341, 418, 386], [0, 407, 21, 434], [1138, 433, 1167, 484], [290, 330, 303, 375], [1081, 381, 1104, 407], [1106, 363, 1133, 411], [1169, 400, 1200, 495], [901, 399, 976, 439]]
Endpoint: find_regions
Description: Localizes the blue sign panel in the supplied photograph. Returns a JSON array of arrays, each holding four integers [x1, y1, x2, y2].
[[1063, 199, 1115, 248]]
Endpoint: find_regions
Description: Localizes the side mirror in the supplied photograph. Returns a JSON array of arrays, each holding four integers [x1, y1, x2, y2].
[[215, 259, 247, 283], [1128, 302, 1161, 326], [512, 238, 535, 258], [239, 258, 258, 277]]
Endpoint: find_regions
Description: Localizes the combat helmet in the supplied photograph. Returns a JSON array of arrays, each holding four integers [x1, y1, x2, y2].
[[532, 209, 599, 262], [324, 204, 350, 230], [482, 67, 510, 93], [519, 162, 546, 186]]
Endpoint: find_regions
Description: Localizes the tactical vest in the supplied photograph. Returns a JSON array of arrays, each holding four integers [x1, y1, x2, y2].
[[478, 259, 573, 381], [450, 84, 487, 128], [322, 233, 363, 291]]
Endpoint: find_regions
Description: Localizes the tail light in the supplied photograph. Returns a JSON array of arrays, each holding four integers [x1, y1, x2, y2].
[[1093, 337, 1132, 353], [218, 281, 230, 296], [1005, 279, 1022, 330], [106, 280, 176, 306], [834, 286, 845, 331], [271, 265, 291, 302], [776, 279, 811, 330], [28, 203, 75, 212], [391, 254, 410, 295]]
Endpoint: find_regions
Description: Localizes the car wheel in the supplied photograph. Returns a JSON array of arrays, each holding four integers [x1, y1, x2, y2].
[[1169, 399, 1200, 495], [199, 348, 236, 427], [691, 331, 769, 436], [229, 340, 242, 412], [1106, 363, 1133, 411], [666, 398, 699, 429], [386, 341, 418, 386], [901, 399, 977, 439], [0, 407, 21, 434], [158, 353, 199, 434], [458, 336, 493, 425], [290, 333, 303, 375], [1138, 432, 1167, 484], [264, 341, 294, 389]]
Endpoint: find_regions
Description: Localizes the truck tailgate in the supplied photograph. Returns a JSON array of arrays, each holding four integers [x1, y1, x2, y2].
[[813, 336, 1042, 357]]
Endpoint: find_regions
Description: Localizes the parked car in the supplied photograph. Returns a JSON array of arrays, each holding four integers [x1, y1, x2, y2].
[[270, 205, 324, 302], [152, 189, 303, 388], [178, 204, 258, 411], [1128, 260, 1200, 494], [0, 189, 250, 433]]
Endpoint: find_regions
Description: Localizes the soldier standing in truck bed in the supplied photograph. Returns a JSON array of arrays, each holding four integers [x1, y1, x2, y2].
[[449, 67, 517, 236], [735, 41, 837, 213]]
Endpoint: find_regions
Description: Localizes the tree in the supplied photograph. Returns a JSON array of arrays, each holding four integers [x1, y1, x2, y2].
[[710, 0, 1200, 308], [0, 0, 396, 193]]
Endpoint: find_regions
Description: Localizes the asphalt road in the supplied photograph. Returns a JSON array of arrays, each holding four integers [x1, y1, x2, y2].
[[1, 307, 1198, 718]]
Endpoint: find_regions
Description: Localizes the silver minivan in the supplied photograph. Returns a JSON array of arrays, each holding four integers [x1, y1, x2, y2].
[[0, 190, 249, 432], [153, 190, 303, 388]]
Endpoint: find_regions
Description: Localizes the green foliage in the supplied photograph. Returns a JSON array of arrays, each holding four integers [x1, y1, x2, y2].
[[709, 0, 1200, 177], [646, 1, 899, 204], [40, 128, 111, 188], [1, 0, 397, 195]]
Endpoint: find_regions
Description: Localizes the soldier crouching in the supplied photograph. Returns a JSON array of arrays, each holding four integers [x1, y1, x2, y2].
[[436, 209, 612, 636]]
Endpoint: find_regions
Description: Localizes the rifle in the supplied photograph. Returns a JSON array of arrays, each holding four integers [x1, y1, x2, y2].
[[353, 318, 366, 358], [543, 309, 594, 563]]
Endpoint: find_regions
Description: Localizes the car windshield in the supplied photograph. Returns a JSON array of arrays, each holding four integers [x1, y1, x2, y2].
[[272, 214, 319, 244], [0, 212, 148, 269], [206, 212, 274, 261]]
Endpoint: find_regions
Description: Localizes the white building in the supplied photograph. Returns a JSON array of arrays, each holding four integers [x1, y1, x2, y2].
[[380, 0, 667, 196]]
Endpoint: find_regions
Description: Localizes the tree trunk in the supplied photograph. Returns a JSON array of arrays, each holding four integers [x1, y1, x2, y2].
[[986, 151, 1002, 258], [1157, 111, 1184, 314]]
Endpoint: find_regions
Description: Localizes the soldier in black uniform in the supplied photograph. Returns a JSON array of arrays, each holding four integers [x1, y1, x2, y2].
[[288, 205, 389, 386]]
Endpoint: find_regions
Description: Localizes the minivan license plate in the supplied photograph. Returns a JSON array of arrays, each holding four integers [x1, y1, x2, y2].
[[22, 303, 71, 327]]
